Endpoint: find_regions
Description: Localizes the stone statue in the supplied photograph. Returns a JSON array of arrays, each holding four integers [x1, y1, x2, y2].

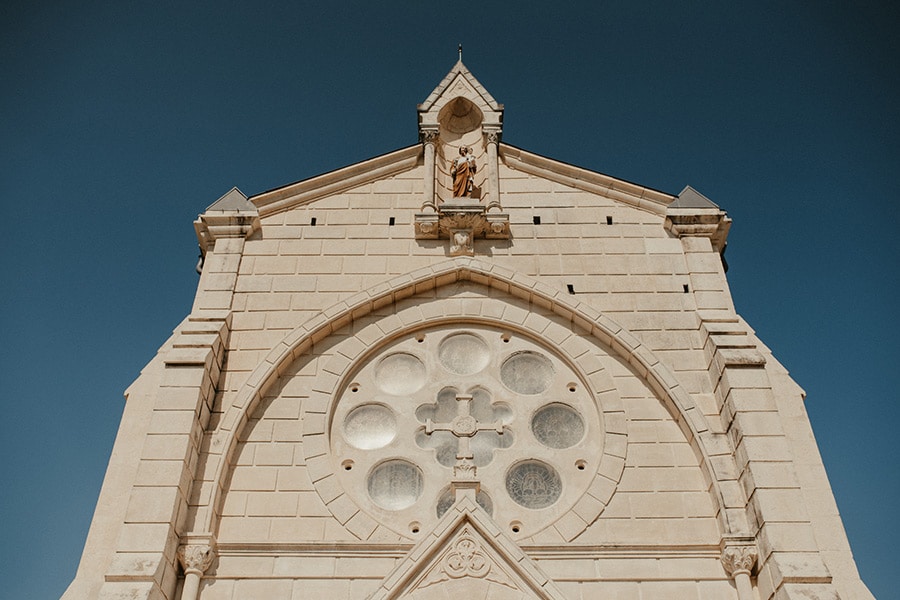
[[451, 146, 477, 197]]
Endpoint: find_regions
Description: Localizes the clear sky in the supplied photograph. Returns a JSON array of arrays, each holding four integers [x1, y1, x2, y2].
[[1, 2, 897, 598]]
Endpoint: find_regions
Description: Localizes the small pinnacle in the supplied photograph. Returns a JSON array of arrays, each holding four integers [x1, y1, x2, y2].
[[458, 44, 463, 61]]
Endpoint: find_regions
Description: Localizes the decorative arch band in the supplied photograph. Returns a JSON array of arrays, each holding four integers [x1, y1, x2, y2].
[[199, 257, 735, 537]]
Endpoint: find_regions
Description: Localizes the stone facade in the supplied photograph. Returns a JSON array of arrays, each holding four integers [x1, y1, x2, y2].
[[63, 62, 874, 600]]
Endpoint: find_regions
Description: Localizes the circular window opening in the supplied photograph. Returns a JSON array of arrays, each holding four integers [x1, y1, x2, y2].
[[506, 460, 562, 509], [343, 404, 397, 450], [531, 403, 585, 449], [374, 353, 426, 395], [367, 460, 423, 511], [438, 332, 490, 375], [500, 351, 554, 395]]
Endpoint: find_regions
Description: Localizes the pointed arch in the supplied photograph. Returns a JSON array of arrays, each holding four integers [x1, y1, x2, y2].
[[200, 257, 737, 536]]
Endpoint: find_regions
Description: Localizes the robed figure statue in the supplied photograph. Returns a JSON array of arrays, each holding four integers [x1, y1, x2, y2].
[[450, 146, 477, 197]]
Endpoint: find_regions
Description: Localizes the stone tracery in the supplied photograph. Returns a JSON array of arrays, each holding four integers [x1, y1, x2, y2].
[[325, 321, 606, 538]]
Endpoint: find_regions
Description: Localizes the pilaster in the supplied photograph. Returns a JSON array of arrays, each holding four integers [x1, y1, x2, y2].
[[98, 309, 231, 599], [705, 318, 837, 599], [192, 187, 260, 313]]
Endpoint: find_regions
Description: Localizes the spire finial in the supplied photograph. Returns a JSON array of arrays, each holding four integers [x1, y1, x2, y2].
[[458, 44, 463, 61]]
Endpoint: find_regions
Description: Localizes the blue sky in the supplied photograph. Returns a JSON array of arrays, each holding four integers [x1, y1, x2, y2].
[[1, 2, 897, 598]]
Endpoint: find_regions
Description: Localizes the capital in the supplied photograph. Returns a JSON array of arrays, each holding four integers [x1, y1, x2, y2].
[[178, 543, 216, 576], [421, 129, 440, 144], [485, 131, 500, 144], [721, 545, 757, 578]]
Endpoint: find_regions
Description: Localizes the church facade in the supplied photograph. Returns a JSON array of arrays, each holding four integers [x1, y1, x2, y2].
[[64, 62, 874, 600]]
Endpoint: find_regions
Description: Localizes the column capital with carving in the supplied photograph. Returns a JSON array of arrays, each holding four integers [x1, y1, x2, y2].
[[420, 128, 440, 144], [485, 129, 501, 144], [721, 544, 758, 578], [177, 540, 216, 576]]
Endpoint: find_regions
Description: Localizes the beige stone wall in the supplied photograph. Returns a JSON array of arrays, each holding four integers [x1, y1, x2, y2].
[[64, 144, 872, 600], [178, 163, 736, 598], [216, 293, 719, 534]]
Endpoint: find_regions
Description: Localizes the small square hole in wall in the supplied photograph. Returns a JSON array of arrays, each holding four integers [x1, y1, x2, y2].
[[310, 217, 317, 226], [683, 284, 690, 293], [606, 216, 613, 225], [389, 217, 395, 226], [567, 284, 575, 295], [533, 216, 541, 225]]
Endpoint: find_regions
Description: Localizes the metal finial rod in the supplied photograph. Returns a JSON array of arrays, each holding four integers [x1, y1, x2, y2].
[[458, 44, 463, 61]]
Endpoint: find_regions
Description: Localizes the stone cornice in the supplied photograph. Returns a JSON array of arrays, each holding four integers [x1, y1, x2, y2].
[[193, 211, 260, 254], [665, 207, 732, 255], [500, 144, 674, 216], [251, 145, 421, 217]]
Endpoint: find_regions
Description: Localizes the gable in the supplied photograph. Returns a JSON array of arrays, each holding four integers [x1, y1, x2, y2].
[[371, 500, 566, 600]]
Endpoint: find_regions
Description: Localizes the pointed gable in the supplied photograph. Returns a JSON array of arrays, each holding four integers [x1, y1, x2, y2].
[[670, 185, 720, 209], [204, 187, 255, 212], [418, 60, 503, 133], [370, 498, 566, 600]]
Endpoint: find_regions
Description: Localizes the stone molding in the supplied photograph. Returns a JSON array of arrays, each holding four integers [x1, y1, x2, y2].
[[199, 257, 740, 541], [414, 199, 510, 254], [500, 145, 674, 216], [251, 145, 421, 217], [665, 208, 732, 255], [193, 211, 260, 255]]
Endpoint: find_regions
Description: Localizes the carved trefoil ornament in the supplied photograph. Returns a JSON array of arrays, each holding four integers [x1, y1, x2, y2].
[[443, 534, 491, 579], [416, 526, 516, 591]]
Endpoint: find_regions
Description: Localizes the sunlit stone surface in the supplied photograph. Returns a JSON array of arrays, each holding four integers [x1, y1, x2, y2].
[[436, 488, 493, 517]]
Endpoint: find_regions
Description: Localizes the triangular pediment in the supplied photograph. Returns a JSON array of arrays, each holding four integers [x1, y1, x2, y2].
[[670, 185, 720, 209], [237, 140, 681, 220], [205, 187, 256, 212], [418, 60, 503, 132], [419, 60, 502, 114], [369, 498, 566, 600]]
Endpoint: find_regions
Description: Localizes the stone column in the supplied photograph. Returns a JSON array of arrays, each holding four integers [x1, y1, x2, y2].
[[722, 544, 757, 600], [177, 543, 215, 600], [421, 129, 439, 212], [485, 129, 501, 212]]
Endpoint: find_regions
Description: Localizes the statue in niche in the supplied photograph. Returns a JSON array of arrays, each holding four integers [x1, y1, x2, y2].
[[450, 146, 477, 197]]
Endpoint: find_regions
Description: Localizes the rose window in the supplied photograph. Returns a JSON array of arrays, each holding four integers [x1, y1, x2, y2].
[[328, 323, 604, 538]]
